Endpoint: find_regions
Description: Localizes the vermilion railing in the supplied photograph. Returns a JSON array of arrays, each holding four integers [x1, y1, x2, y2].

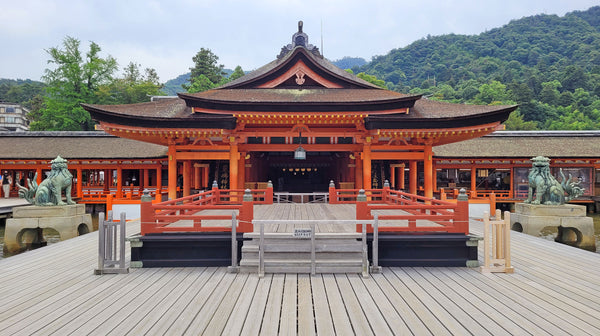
[[328, 181, 470, 234], [140, 184, 273, 235]]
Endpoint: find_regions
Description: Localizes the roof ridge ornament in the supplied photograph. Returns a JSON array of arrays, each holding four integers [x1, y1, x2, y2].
[[277, 21, 322, 59]]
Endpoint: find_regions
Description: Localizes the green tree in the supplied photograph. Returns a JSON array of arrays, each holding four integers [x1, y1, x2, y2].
[[96, 62, 164, 104], [503, 110, 538, 130], [32, 36, 117, 130], [229, 65, 245, 81], [183, 48, 226, 93]]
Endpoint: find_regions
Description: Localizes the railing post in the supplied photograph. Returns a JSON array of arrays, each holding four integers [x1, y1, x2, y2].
[[328, 180, 336, 204], [238, 189, 254, 232], [370, 215, 382, 273], [489, 192, 496, 214], [440, 188, 447, 201], [228, 213, 239, 273], [140, 189, 154, 235], [259, 221, 264, 278], [106, 193, 113, 212], [266, 180, 274, 204], [356, 189, 372, 232], [362, 217, 368, 278], [383, 180, 390, 202], [455, 188, 470, 234], [212, 180, 219, 204]]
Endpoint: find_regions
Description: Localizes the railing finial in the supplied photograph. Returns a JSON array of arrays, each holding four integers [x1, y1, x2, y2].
[[329, 180, 335, 188], [357, 189, 367, 202], [212, 180, 219, 189], [243, 189, 254, 202], [141, 189, 152, 202]]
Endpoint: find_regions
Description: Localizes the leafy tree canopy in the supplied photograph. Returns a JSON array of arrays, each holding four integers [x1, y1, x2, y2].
[[183, 48, 227, 93]]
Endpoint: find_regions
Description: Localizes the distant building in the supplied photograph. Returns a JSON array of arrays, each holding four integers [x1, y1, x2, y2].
[[0, 103, 29, 131]]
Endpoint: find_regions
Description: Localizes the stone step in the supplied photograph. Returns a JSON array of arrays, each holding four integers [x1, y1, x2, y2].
[[242, 242, 363, 253], [243, 232, 363, 239], [241, 251, 364, 260], [239, 258, 366, 274]]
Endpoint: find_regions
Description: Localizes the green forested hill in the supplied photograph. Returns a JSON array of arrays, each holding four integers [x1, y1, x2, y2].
[[359, 6, 600, 130]]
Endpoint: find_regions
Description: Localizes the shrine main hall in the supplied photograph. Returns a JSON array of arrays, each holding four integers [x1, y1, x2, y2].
[[82, 22, 517, 200]]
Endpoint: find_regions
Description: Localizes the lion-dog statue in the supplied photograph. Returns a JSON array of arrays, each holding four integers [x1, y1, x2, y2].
[[18, 156, 76, 206], [524, 156, 584, 205]]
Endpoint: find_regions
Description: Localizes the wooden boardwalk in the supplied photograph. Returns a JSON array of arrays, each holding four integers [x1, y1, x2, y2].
[[1, 204, 599, 335]]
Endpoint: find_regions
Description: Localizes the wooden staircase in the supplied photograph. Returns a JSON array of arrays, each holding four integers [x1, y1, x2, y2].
[[239, 232, 368, 275]]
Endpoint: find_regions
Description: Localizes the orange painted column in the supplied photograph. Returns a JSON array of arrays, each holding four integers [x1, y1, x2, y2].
[[390, 166, 396, 190], [143, 169, 149, 189], [155, 166, 162, 202], [168, 145, 177, 200], [355, 152, 363, 189], [229, 142, 239, 190], [362, 143, 371, 190], [116, 167, 123, 198], [471, 167, 477, 193], [183, 160, 191, 197], [36, 167, 42, 185], [203, 166, 209, 189], [409, 161, 417, 194], [238, 152, 246, 189], [424, 143, 433, 198], [193, 166, 200, 190], [76, 167, 82, 198], [399, 164, 405, 190]]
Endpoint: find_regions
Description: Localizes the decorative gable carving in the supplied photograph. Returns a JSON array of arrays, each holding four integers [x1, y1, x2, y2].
[[257, 60, 342, 89]]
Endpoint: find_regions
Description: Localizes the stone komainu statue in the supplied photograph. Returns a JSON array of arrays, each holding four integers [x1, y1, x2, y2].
[[524, 156, 584, 205], [18, 156, 76, 206]]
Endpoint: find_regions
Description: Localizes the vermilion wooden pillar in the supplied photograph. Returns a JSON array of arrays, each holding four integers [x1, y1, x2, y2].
[[355, 152, 363, 189], [142, 169, 149, 189], [194, 166, 200, 190], [168, 145, 177, 200], [409, 161, 417, 194], [76, 167, 82, 198], [424, 143, 433, 198], [229, 142, 239, 190], [156, 166, 162, 202], [362, 144, 371, 189], [471, 167, 477, 193], [399, 164, 405, 190], [116, 167, 123, 198], [36, 167, 42, 185], [183, 160, 191, 197], [238, 152, 246, 189]]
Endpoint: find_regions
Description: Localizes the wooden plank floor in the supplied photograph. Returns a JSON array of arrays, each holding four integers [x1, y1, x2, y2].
[[1, 204, 599, 335]]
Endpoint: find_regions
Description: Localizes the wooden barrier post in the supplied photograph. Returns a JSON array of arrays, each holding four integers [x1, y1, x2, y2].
[[328, 180, 337, 204], [106, 193, 113, 212], [480, 210, 514, 273], [355, 189, 372, 232], [238, 189, 254, 232], [140, 189, 155, 235], [454, 188, 470, 234], [266, 180, 273, 204], [489, 192, 496, 214]]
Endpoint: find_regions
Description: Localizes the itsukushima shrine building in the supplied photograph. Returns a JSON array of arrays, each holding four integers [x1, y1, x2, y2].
[[3, 23, 600, 267], [82, 23, 517, 202]]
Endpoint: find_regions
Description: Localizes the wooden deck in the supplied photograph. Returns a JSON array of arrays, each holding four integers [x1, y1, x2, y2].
[[1, 204, 600, 335]]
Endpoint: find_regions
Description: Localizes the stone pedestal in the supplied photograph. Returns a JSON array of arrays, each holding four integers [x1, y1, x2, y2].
[[511, 203, 596, 251], [4, 204, 93, 255]]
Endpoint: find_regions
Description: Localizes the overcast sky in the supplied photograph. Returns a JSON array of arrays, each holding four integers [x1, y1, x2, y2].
[[1, 0, 598, 82]]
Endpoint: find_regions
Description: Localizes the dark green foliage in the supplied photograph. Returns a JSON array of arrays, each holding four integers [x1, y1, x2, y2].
[[359, 6, 600, 130], [332, 57, 367, 70], [0, 79, 45, 109]]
